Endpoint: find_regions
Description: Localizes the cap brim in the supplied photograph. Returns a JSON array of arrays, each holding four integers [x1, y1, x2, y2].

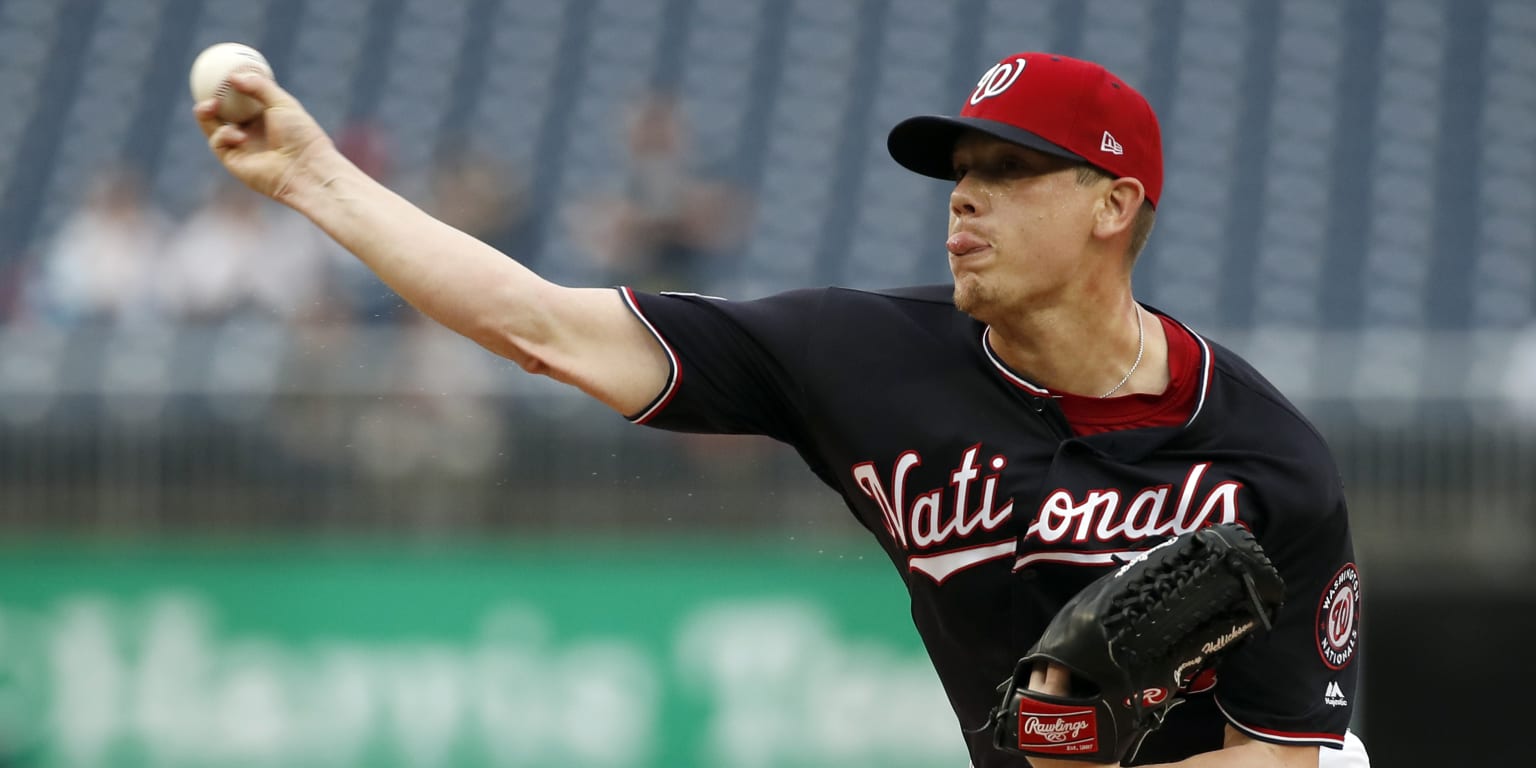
[[887, 115, 1088, 180]]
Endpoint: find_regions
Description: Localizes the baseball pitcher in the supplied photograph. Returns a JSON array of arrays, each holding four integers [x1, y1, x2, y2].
[[195, 50, 1369, 767]]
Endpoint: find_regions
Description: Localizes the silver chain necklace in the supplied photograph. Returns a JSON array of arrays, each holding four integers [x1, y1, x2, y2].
[[1099, 306, 1145, 398]]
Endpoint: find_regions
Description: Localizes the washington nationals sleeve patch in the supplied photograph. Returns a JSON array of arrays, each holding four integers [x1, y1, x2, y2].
[[1315, 563, 1360, 670]]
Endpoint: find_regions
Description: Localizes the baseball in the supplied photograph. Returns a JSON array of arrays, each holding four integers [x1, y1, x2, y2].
[[189, 42, 273, 124]]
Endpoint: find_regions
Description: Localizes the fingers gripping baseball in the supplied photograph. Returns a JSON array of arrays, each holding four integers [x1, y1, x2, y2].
[[193, 72, 331, 200]]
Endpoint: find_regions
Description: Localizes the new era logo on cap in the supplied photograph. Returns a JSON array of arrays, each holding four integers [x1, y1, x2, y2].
[[887, 52, 1164, 206]]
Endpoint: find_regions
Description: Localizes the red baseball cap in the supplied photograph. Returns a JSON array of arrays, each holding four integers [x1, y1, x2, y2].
[[888, 52, 1163, 207]]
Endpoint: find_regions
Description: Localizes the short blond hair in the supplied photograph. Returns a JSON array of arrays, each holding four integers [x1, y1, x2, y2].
[[1076, 165, 1157, 261]]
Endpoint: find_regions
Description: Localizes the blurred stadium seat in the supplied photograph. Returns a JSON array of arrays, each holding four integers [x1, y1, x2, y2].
[[0, 0, 1531, 559]]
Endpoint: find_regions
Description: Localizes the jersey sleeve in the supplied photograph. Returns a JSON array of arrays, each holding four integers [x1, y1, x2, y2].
[[1212, 471, 1362, 751], [618, 287, 823, 443]]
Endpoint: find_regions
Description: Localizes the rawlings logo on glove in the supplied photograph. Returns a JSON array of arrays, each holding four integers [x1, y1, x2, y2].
[[1015, 701, 1100, 754], [989, 523, 1286, 764]]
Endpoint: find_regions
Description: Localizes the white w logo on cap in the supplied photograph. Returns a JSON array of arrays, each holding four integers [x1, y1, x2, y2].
[[1100, 131, 1124, 155], [969, 57, 1027, 105]]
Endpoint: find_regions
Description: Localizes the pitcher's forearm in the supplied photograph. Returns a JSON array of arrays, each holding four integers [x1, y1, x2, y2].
[[280, 145, 550, 365], [194, 70, 669, 413]]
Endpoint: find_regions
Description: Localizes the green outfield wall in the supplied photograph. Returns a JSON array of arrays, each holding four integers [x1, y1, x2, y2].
[[0, 540, 968, 768]]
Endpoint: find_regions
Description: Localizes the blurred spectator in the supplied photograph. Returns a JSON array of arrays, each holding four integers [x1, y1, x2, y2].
[[0, 252, 27, 323], [31, 166, 170, 326], [571, 90, 751, 292], [1501, 322, 1536, 423], [244, 206, 342, 324], [428, 143, 532, 257], [344, 311, 509, 527], [326, 120, 414, 323], [159, 181, 261, 322], [160, 180, 336, 325]]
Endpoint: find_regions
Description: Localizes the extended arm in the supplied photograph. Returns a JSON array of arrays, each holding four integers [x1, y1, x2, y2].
[[194, 72, 669, 415]]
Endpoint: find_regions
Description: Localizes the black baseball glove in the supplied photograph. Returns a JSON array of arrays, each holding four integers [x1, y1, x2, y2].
[[989, 523, 1285, 764]]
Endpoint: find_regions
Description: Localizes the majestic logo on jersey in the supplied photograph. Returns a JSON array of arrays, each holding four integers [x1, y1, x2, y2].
[[969, 57, 1027, 105], [1316, 563, 1360, 670], [852, 451, 1244, 584], [1324, 681, 1349, 707]]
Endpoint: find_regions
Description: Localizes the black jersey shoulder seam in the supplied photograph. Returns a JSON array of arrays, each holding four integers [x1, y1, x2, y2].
[[1209, 356, 1334, 451]]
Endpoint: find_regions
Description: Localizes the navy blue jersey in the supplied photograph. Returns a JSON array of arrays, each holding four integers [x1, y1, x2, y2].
[[621, 285, 1361, 767]]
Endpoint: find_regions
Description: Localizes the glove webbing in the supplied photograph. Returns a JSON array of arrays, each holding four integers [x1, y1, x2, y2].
[[1101, 537, 1264, 713]]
